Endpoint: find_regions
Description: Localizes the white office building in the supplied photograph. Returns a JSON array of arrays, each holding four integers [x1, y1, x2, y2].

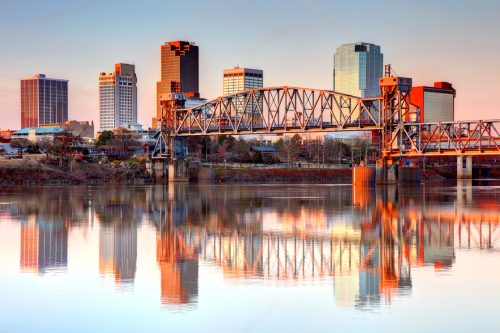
[[99, 63, 137, 131], [223, 67, 263, 96]]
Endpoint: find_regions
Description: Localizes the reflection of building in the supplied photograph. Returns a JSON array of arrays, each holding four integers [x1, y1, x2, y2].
[[155, 41, 199, 127], [410, 82, 456, 122], [99, 223, 137, 283], [21, 74, 69, 128], [357, 244, 380, 307], [333, 43, 383, 98], [99, 63, 138, 130], [20, 218, 68, 273], [156, 229, 198, 306]]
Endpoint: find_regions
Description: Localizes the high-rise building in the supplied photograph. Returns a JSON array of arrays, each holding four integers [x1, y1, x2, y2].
[[410, 82, 456, 123], [99, 63, 137, 131], [20, 74, 68, 128], [333, 43, 383, 98], [223, 67, 264, 127], [223, 67, 263, 95], [155, 41, 199, 127]]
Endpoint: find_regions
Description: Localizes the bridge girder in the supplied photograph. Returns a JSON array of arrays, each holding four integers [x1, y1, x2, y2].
[[165, 87, 382, 136], [157, 85, 500, 157]]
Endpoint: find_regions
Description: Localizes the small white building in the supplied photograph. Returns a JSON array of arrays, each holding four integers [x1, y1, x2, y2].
[[12, 127, 65, 142]]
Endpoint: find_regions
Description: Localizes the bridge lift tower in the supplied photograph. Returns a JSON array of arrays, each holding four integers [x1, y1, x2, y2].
[[152, 93, 188, 181], [377, 65, 420, 184]]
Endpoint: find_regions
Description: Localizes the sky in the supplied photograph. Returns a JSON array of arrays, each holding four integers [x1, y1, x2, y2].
[[0, 0, 499, 130]]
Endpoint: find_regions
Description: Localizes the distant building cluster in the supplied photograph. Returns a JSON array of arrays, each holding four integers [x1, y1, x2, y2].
[[2, 40, 457, 141]]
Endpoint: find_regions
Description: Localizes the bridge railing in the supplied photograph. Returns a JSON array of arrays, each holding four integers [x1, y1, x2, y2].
[[169, 87, 383, 135]]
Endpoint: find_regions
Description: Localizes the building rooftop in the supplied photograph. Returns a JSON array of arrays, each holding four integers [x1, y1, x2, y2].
[[250, 146, 278, 153], [13, 127, 66, 135], [21, 74, 68, 82]]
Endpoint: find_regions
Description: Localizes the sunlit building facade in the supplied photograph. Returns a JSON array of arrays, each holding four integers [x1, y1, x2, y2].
[[223, 67, 263, 95], [333, 43, 383, 98], [99, 63, 137, 131], [223, 67, 264, 128], [155, 41, 199, 127], [410, 82, 456, 123], [20, 74, 68, 128]]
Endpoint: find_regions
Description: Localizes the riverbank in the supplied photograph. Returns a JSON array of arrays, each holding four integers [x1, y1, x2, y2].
[[214, 167, 352, 183], [0, 159, 151, 185], [3, 158, 500, 185]]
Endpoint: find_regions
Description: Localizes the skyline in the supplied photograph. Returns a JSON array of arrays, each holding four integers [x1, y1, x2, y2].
[[1, 0, 499, 130]]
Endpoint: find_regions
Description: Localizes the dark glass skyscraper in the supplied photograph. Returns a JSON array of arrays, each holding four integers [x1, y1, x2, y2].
[[155, 41, 199, 126], [20, 74, 68, 128]]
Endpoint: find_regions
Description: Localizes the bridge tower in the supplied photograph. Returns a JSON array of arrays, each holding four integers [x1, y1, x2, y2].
[[152, 94, 189, 181], [376, 65, 418, 184]]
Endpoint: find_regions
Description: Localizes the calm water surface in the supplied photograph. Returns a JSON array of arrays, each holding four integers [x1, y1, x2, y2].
[[1, 181, 500, 332]]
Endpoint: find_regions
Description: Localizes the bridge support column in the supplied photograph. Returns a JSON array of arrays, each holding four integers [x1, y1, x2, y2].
[[457, 156, 473, 179], [152, 160, 167, 179], [376, 159, 398, 185], [168, 159, 189, 182]]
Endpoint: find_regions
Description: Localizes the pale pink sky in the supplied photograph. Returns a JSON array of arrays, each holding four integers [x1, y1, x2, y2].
[[1, 0, 499, 130]]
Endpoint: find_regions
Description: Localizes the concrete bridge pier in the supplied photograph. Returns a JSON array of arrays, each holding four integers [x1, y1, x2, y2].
[[151, 160, 167, 179], [353, 160, 420, 186], [168, 159, 189, 182], [376, 159, 397, 185], [457, 156, 473, 179], [352, 165, 376, 185]]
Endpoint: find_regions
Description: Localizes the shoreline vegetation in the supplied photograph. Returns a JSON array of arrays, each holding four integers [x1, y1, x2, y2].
[[3, 157, 500, 185], [0, 158, 151, 185]]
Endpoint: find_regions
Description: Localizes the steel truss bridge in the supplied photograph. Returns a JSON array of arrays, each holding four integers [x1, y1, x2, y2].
[[157, 85, 500, 158]]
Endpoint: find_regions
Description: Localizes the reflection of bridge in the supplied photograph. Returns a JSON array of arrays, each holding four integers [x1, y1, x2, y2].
[[153, 196, 500, 309]]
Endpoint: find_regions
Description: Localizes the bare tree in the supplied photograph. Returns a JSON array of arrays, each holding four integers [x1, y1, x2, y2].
[[276, 134, 301, 164], [231, 138, 250, 162], [10, 138, 30, 156], [37, 137, 54, 159]]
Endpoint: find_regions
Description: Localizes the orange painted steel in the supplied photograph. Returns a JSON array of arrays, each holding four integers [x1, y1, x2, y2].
[[157, 84, 500, 158]]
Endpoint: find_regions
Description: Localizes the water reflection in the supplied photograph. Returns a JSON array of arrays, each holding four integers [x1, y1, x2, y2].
[[20, 218, 68, 274], [1, 181, 499, 312]]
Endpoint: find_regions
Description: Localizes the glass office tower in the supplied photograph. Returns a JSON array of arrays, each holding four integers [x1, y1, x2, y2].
[[20, 74, 68, 128], [333, 43, 383, 98]]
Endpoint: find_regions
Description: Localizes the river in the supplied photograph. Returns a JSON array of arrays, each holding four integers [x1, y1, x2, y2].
[[1, 181, 499, 332]]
